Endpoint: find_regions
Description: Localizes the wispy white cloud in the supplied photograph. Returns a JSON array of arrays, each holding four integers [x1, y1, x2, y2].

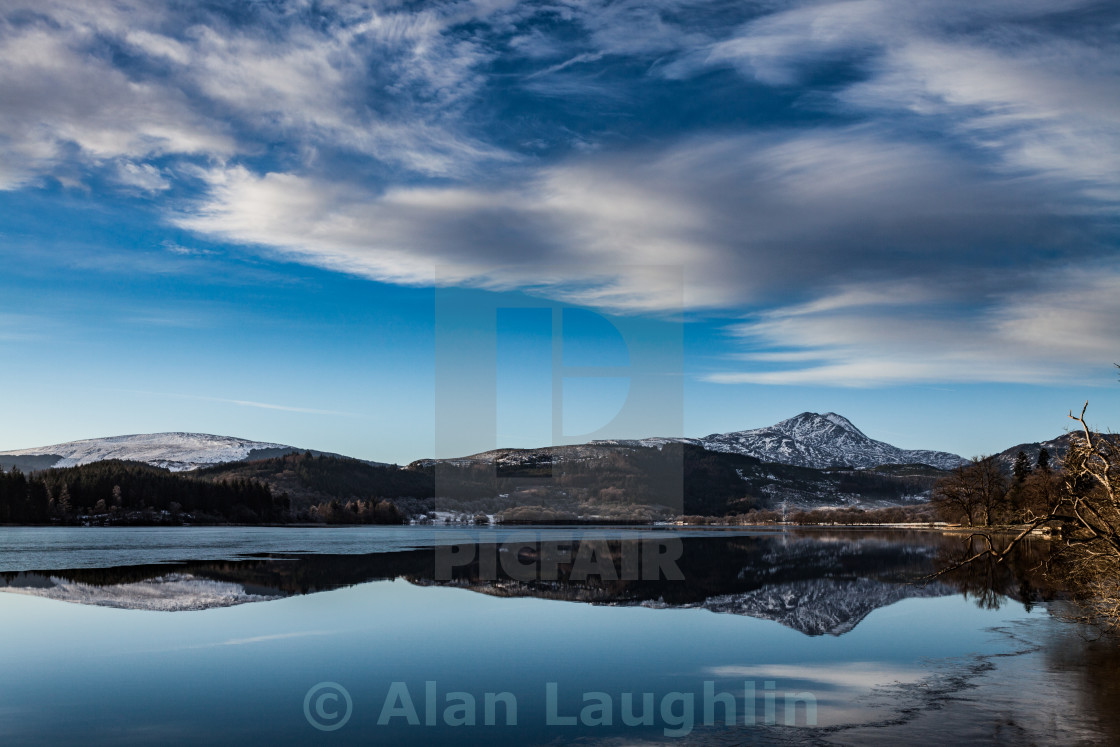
[[217, 398, 356, 417], [174, 161, 715, 313], [0, 0, 517, 186], [214, 630, 335, 647], [700, 0, 1120, 201], [115, 161, 170, 192], [709, 263, 1120, 386], [0, 4, 236, 188], [705, 661, 927, 690], [702, 661, 932, 726], [178, 7, 512, 176], [3, 0, 1118, 389], [160, 240, 215, 257], [125, 388, 357, 417], [525, 52, 606, 80], [0, 313, 47, 342], [175, 127, 1088, 317]]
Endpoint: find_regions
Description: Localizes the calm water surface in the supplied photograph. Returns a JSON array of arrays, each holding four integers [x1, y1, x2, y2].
[[0, 526, 1114, 745]]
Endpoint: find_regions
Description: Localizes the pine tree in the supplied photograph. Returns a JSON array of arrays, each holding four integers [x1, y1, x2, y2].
[[1012, 451, 1031, 483], [57, 484, 72, 518], [1036, 448, 1051, 473]]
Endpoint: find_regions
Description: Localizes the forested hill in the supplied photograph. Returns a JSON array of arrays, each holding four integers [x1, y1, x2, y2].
[[1, 446, 948, 525], [421, 443, 944, 517], [194, 451, 434, 509], [0, 460, 285, 524]]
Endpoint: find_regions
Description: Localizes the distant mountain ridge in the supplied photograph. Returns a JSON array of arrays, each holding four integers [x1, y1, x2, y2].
[[642, 577, 953, 636], [994, 433, 1075, 470], [0, 432, 371, 473], [0, 412, 965, 478], [598, 411, 966, 470]]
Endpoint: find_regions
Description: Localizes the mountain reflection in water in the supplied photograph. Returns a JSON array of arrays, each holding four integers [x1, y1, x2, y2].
[[1, 527, 1115, 745], [0, 530, 1052, 636]]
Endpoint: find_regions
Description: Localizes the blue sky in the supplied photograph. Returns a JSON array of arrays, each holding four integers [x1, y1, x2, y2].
[[1, 0, 1118, 463]]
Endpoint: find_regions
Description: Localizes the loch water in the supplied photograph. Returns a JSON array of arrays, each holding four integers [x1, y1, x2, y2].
[[0, 525, 1115, 745]]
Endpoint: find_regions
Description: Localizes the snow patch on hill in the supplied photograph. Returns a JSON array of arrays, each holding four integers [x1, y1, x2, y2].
[[0, 432, 294, 471], [0, 573, 281, 611], [598, 412, 964, 470], [695, 412, 964, 470]]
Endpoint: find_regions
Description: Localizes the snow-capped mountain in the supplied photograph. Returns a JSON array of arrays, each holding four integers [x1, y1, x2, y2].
[[695, 412, 965, 470], [0, 432, 302, 472], [600, 412, 965, 470], [0, 573, 280, 611], [640, 577, 954, 636]]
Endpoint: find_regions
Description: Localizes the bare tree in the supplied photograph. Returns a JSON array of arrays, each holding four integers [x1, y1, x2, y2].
[[931, 456, 1007, 526], [932, 464, 982, 526], [1062, 404, 1120, 554], [1055, 404, 1120, 630], [974, 456, 1010, 525], [930, 403, 1120, 632]]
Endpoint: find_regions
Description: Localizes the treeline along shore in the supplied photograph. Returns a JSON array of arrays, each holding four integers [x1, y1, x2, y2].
[[0, 456, 415, 526], [0, 446, 941, 526]]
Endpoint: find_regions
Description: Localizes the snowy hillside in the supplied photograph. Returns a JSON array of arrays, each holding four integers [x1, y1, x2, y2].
[[640, 577, 954, 636], [994, 434, 1075, 470], [696, 412, 965, 470], [0, 433, 297, 472], [599, 412, 965, 470], [0, 573, 281, 611]]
